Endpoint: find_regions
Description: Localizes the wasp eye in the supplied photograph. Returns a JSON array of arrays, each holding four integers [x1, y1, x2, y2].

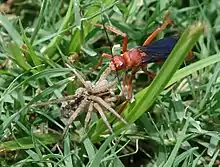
[[117, 62, 123, 67]]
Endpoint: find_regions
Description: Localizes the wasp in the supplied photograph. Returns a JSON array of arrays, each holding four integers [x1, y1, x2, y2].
[[94, 14, 192, 112]]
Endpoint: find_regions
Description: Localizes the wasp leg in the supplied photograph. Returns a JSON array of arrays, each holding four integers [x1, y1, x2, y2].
[[93, 53, 112, 70], [118, 67, 139, 114], [94, 23, 128, 53], [116, 71, 128, 104], [143, 13, 172, 46], [141, 65, 156, 78]]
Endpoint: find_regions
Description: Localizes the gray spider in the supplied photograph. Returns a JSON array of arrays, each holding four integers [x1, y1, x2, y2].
[[61, 64, 127, 133]]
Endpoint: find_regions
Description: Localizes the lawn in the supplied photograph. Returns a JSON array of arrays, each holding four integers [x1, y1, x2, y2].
[[0, 0, 220, 166]]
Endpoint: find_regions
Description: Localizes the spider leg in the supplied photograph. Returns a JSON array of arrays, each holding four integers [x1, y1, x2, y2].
[[65, 63, 93, 91], [62, 98, 89, 136], [90, 95, 127, 124], [84, 101, 93, 129], [67, 98, 89, 127], [92, 80, 117, 94], [96, 67, 111, 85], [126, 67, 139, 100], [117, 71, 128, 104], [104, 97, 117, 103], [94, 102, 113, 133]]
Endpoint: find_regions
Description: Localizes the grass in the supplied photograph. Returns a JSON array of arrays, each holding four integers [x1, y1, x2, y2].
[[0, 0, 220, 166]]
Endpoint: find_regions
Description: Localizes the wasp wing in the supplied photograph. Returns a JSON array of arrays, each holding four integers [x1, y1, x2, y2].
[[138, 36, 178, 63]]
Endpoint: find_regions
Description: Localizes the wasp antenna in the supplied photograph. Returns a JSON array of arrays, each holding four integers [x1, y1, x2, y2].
[[100, 12, 122, 90]]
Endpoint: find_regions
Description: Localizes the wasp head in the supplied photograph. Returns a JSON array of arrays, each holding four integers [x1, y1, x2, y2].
[[110, 55, 126, 71]]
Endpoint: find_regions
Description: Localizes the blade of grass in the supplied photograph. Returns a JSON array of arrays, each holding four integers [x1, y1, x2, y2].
[[0, 133, 61, 151], [125, 22, 204, 122], [163, 119, 189, 167], [173, 147, 198, 166], [73, 121, 97, 162], [0, 76, 72, 135], [199, 63, 220, 110], [19, 20, 42, 71], [68, 0, 116, 52], [0, 14, 23, 46], [132, 54, 220, 110], [134, 53, 220, 103], [7, 43, 32, 71], [30, 0, 48, 44], [74, 0, 81, 30], [88, 135, 114, 167], [64, 135, 73, 167], [0, 68, 71, 103], [43, 0, 74, 57], [167, 54, 220, 87], [207, 136, 219, 157], [208, 149, 219, 167]]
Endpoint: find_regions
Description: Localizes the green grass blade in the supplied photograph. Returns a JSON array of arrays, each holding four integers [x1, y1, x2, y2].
[[163, 119, 189, 167], [208, 149, 219, 167], [30, 0, 48, 44], [19, 20, 42, 70], [43, 0, 74, 57], [0, 68, 71, 102], [0, 14, 23, 46], [0, 77, 71, 135], [63, 135, 74, 167], [68, 0, 116, 53], [173, 147, 198, 166], [167, 53, 220, 87], [8, 43, 32, 71], [133, 53, 220, 102], [125, 22, 204, 123], [0, 133, 61, 151], [88, 135, 114, 167]]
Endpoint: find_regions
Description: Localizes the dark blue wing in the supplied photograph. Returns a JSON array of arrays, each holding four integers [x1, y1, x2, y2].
[[138, 36, 178, 63]]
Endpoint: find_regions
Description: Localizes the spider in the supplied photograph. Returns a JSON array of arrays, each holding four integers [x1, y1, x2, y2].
[[61, 64, 127, 133]]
